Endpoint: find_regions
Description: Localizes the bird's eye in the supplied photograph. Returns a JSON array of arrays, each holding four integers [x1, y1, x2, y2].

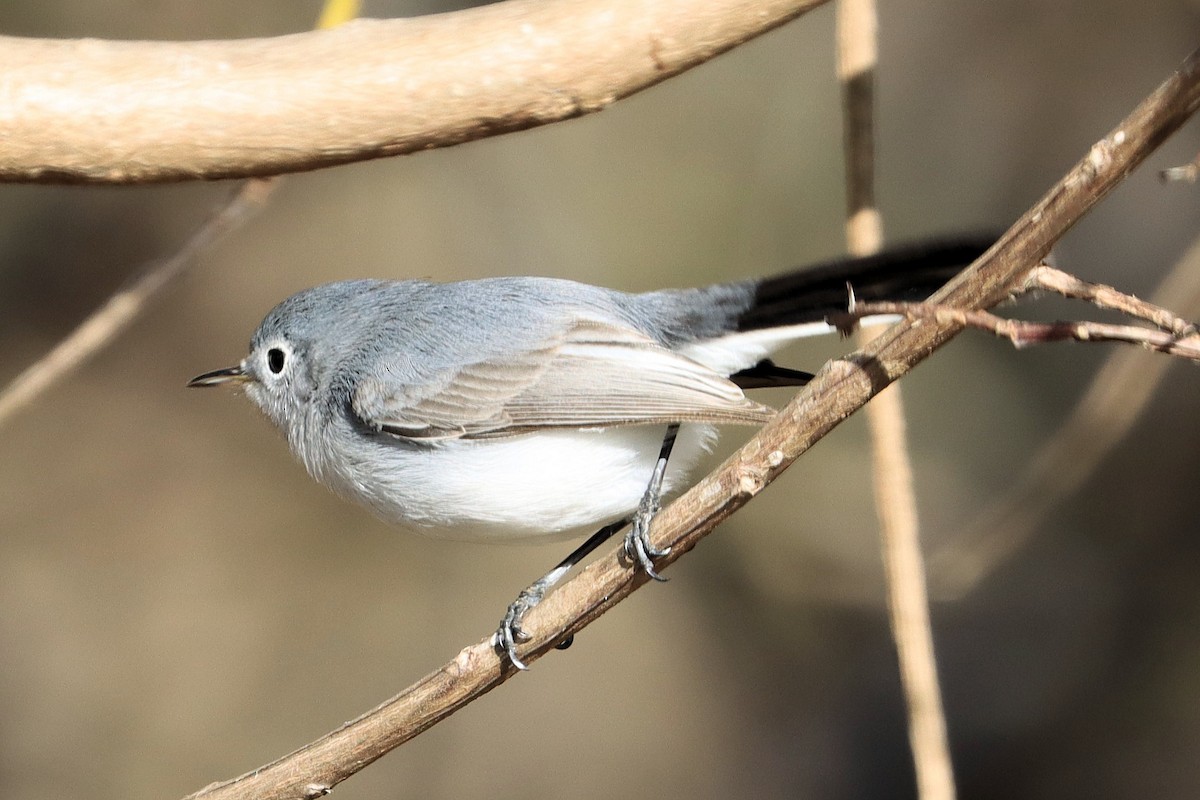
[[267, 347, 287, 374]]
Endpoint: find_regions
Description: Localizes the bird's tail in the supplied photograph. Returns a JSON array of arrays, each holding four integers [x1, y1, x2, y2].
[[655, 235, 995, 388], [735, 237, 993, 333]]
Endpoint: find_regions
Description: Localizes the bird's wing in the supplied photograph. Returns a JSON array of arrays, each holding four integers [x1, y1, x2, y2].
[[351, 318, 774, 440]]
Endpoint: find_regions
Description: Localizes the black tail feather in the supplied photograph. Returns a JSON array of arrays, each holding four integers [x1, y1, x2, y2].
[[735, 237, 994, 332], [730, 359, 814, 389]]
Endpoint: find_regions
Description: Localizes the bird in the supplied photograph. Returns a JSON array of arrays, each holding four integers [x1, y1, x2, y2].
[[189, 238, 986, 668]]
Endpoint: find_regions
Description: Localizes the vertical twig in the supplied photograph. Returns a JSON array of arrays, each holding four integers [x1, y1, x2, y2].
[[837, 0, 881, 255], [837, 2, 956, 799]]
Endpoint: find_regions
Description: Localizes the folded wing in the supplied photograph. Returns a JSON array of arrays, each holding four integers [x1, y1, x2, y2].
[[351, 319, 774, 440]]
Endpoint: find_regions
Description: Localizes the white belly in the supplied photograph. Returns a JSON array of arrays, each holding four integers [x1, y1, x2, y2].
[[312, 423, 719, 543]]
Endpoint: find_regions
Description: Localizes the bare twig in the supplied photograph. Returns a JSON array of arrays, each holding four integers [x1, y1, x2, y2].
[[838, 299, 1200, 360], [928, 235, 1200, 596], [1026, 264, 1197, 336], [0, 0, 829, 184], [837, 2, 956, 799], [178, 44, 1200, 800], [0, 179, 276, 429]]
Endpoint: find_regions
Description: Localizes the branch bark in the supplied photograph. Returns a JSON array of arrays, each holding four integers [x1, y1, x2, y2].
[[182, 43, 1200, 800], [1028, 264, 1198, 336], [841, 300, 1200, 360], [0, 0, 828, 184]]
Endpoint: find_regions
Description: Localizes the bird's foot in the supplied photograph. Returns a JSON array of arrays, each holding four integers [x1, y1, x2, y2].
[[623, 480, 671, 582], [493, 584, 544, 670]]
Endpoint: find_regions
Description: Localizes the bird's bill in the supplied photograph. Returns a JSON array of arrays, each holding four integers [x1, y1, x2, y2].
[[187, 365, 250, 388]]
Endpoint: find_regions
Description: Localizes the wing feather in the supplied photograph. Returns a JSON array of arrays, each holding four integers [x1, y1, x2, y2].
[[351, 319, 774, 440]]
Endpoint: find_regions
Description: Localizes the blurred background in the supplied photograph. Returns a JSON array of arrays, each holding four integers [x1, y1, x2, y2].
[[1, 1, 1199, 798]]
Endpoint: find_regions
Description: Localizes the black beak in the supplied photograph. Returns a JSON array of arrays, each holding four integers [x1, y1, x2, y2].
[[187, 365, 250, 387]]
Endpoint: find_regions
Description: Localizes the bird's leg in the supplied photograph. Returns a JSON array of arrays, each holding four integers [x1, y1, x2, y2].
[[493, 423, 681, 669], [623, 423, 680, 581], [494, 518, 627, 670]]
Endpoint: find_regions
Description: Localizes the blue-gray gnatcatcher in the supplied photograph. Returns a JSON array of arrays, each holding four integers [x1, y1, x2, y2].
[[190, 240, 985, 668]]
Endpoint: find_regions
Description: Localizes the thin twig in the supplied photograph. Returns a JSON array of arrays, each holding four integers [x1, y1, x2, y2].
[[0, 0, 829, 184], [838, 300, 1200, 360], [927, 235, 1200, 596], [178, 43, 1200, 800], [1026, 264, 1197, 336], [837, 2, 956, 800], [0, 179, 276, 430]]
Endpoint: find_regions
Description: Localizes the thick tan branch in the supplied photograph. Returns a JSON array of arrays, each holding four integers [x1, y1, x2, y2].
[[0, 3, 362, 427], [0, 0, 828, 184], [181, 44, 1200, 800]]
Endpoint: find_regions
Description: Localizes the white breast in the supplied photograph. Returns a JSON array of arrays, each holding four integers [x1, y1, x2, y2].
[[309, 422, 719, 543]]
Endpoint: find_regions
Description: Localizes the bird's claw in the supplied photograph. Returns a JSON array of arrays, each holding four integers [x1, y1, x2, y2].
[[494, 586, 543, 670], [623, 491, 671, 582]]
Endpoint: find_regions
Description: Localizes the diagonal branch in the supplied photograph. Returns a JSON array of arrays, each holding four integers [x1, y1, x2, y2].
[[181, 43, 1200, 800], [0, 179, 276, 429], [0, 0, 829, 184]]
